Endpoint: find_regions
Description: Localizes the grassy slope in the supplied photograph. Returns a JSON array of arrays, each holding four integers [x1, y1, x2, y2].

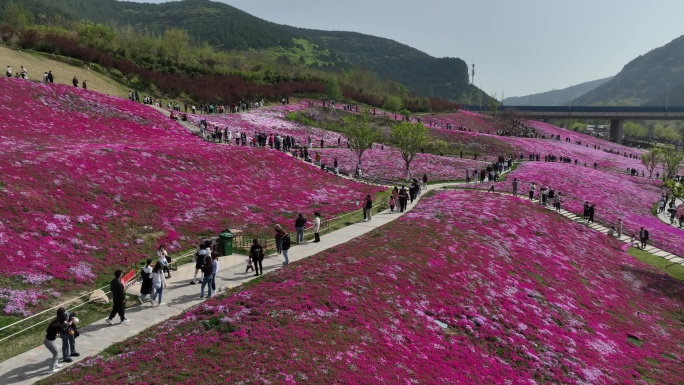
[[0, 47, 128, 98]]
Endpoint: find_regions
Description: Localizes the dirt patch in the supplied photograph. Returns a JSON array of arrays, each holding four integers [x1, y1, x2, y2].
[[0, 46, 128, 98]]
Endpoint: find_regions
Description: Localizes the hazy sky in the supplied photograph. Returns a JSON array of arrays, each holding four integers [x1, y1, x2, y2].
[[136, 0, 684, 98]]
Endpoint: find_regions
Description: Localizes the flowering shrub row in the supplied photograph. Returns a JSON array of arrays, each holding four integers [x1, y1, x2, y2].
[[45, 190, 684, 384], [0, 78, 383, 315]]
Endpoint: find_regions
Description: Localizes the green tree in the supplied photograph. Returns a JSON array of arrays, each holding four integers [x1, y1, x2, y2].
[[661, 149, 683, 180], [623, 122, 647, 140], [2, 1, 33, 30], [163, 28, 191, 64], [326, 76, 342, 101], [641, 149, 662, 181], [653, 123, 680, 143], [392, 122, 428, 179], [344, 112, 378, 170], [382, 95, 402, 114], [76, 21, 116, 51]]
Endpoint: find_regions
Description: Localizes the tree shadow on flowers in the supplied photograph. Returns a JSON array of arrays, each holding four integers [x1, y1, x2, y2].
[[619, 265, 684, 306]]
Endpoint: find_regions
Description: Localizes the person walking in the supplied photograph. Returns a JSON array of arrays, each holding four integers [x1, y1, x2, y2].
[[553, 192, 562, 211], [617, 218, 623, 238], [364, 195, 373, 222], [295, 214, 306, 244], [512, 178, 518, 197], [157, 245, 171, 279], [282, 232, 291, 265], [639, 227, 649, 249], [274, 224, 284, 254], [313, 212, 321, 242], [191, 244, 209, 285], [150, 261, 167, 306], [106, 270, 129, 325], [44, 317, 64, 372], [528, 182, 536, 200], [588, 204, 595, 223], [138, 259, 154, 304], [249, 239, 264, 276], [199, 254, 213, 298], [210, 251, 219, 292], [398, 186, 408, 212], [422, 174, 428, 190]]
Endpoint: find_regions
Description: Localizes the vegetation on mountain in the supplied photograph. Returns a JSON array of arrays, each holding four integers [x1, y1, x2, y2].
[[577, 35, 684, 106], [0, 0, 481, 103]]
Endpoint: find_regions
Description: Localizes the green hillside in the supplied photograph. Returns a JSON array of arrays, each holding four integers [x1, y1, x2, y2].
[[576, 35, 684, 106], [2, 0, 471, 101]]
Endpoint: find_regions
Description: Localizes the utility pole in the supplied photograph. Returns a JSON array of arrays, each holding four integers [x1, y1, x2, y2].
[[471, 62, 475, 85]]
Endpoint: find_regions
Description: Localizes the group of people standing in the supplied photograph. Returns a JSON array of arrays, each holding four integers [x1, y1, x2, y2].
[[43, 307, 80, 372]]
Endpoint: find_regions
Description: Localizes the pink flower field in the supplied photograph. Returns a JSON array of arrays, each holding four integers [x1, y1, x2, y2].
[[493, 162, 684, 255], [44, 190, 684, 384], [0, 78, 383, 314], [187, 104, 342, 147], [525, 120, 647, 156], [317, 148, 484, 182], [505, 137, 645, 172]]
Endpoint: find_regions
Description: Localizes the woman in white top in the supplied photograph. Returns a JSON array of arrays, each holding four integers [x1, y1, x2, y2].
[[157, 245, 170, 279], [150, 261, 167, 306], [313, 212, 321, 243]]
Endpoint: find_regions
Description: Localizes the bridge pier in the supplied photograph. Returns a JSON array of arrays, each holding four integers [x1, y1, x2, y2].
[[609, 119, 623, 143]]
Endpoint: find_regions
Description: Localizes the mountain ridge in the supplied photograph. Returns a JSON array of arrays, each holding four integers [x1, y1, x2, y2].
[[26, 0, 471, 101]]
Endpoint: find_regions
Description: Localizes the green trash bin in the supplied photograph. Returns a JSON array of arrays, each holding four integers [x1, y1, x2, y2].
[[219, 232, 234, 256]]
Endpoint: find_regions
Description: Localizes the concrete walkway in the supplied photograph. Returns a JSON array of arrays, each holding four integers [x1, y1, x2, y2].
[[0, 185, 430, 385], [449, 187, 684, 266], [3, 107, 681, 384]]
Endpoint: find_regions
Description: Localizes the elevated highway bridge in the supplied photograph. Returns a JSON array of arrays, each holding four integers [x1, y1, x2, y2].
[[462, 105, 684, 142]]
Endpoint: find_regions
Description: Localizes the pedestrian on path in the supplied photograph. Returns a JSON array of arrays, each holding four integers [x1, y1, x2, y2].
[[422, 174, 428, 189], [389, 196, 396, 213], [399, 186, 408, 212], [274, 224, 284, 254], [282, 232, 291, 265], [553, 192, 562, 211], [150, 261, 167, 306], [56, 308, 72, 363], [313, 212, 321, 242], [528, 182, 536, 200], [191, 244, 209, 285], [211, 252, 219, 292], [44, 317, 64, 372], [364, 195, 373, 222], [617, 219, 623, 238], [157, 245, 171, 279], [639, 227, 649, 249], [295, 214, 306, 243], [512, 178, 518, 197], [250, 239, 264, 276], [679, 214, 684, 228], [588, 204, 595, 223], [200, 254, 214, 298], [138, 259, 153, 304], [106, 270, 129, 325]]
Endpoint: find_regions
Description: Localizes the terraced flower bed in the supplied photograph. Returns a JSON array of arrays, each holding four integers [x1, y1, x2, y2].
[[0, 78, 383, 315], [493, 162, 684, 255], [317, 148, 484, 182], [43, 190, 684, 384]]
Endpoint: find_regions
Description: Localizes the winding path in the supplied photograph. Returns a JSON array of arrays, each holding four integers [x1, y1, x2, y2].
[[1, 108, 681, 385]]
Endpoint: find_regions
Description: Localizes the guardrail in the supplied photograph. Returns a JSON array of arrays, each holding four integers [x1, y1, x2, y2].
[[0, 250, 195, 345]]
